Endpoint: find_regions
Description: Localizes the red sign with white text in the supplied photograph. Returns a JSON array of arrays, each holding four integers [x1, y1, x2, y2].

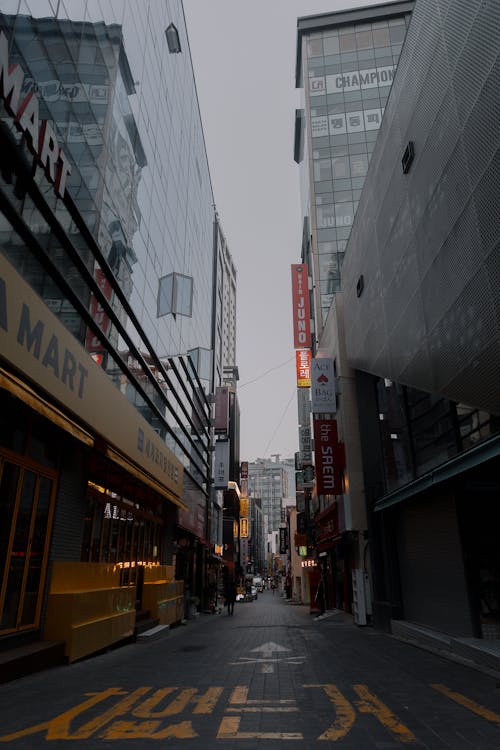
[[85, 269, 113, 353], [291, 264, 312, 349], [313, 418, 344, 495]]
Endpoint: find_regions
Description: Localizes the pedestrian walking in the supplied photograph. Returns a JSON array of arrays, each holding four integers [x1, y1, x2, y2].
[[225, 580, 236, 616]]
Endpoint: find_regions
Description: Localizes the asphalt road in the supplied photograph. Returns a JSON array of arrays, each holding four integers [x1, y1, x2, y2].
[[0, 589, 499, 749]]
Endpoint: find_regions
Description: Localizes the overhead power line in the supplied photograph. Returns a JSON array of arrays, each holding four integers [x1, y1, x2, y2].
[[239, 356, 294, 389], [263, 387, 296, 458]]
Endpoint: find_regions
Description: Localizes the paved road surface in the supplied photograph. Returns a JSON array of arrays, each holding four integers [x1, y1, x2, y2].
[[0, 589, 499, 748]]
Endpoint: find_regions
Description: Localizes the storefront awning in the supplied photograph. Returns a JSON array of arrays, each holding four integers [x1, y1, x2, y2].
[[0, 367, 93, 447], [375, 432, 500, 512]]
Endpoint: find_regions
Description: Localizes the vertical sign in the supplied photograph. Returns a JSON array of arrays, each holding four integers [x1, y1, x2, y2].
[[214, 386, 230, 434], [296, 349, 312, 387], [240, 461, 248, 478], [291, 264, 312, 349], [297, 388, 311, 426], [214, 440, 229, 488], [313, 418, 344, 495], [311, 358, 337, 413], [279, 526, 288, 554]]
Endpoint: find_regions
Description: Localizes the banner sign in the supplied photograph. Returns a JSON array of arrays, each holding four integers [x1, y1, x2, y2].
[[0, 255, 184, 502], [214, 386, 229, 434], [296, 349, 312, 388], [311, 358, 336, 414], [299, 424, 312, 464], [279, 527, 287, 554], [313, 418, 344, 495], [291, 264, 311, 349], [240, 460, 248, 478], [214, 440, 229, 488], [309, 64, 395, 96], [0, 31, 72, 199], [297, 387, 311, 426], [311, 108, 384, 137]]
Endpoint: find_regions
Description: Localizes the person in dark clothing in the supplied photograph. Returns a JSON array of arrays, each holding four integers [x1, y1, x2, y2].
[[225, 580, 237, 615]]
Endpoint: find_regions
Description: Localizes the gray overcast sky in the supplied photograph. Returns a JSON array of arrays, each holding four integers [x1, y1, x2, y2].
[[183, 0, 388, 463]]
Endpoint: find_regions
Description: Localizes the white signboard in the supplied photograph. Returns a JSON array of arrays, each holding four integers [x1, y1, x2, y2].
[[299, 425, 312, 464], [297, 388, 311, 427], [311, 108, 384, 139], [311, 358, 336, 414], [326, 65, 395, 94], [214, 440, 230, 488]]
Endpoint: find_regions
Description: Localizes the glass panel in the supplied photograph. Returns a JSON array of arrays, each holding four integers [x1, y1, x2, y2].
[[372, 25, 390, 47], [339, 33, 355, 52], [90, 503, 103, 561], [174, 273, 193, 317], [2, 471, 36, 629], [21, 476, 53, 626], [323, 35, 339, 55], [0, 462, 20, 629], [0, 395, 27, 454], [157, 274, 173, 317]]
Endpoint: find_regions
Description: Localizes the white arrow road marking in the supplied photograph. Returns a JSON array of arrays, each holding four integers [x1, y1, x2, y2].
[[229, 642, 306, 673], [250, 641, 290, 656]]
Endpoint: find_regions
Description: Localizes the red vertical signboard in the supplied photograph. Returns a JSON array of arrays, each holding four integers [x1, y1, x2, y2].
[[291, 264, 311, 349], [313, 418, 344, 495]]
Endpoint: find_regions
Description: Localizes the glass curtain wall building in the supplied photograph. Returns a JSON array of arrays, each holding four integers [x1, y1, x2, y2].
[[295, 2, 413, 333], [0, 1, 233, 657]]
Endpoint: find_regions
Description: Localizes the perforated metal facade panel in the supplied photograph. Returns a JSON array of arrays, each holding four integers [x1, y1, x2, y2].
[[342, 0, 500, 414]]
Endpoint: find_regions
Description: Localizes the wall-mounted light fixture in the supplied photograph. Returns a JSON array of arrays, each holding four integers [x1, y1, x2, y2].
[[165, 23, 181, 53], [402, 140, 415, 174], [356, 274, 364, 298]]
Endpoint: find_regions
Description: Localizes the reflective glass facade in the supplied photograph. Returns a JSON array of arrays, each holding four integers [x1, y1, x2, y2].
[[0, 1, 229, 520], [298, 6, 412, 328]]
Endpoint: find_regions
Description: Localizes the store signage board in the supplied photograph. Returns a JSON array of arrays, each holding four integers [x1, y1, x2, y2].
[[0, 254, 184, 500], [0, 30, 72, 198], [311, 358, 336, 414]]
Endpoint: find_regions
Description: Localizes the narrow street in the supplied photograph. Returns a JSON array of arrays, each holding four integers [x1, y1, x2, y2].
[[0, 591, 499, 749]]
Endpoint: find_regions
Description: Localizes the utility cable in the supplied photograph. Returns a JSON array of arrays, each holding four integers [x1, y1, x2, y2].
[[239, 356, 295, 388], [262, 387, 296, 458]]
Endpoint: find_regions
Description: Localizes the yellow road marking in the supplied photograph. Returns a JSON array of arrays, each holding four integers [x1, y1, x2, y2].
[[228, 685, 295, 705], [131, 688, 177, 718], [216, 716, 303, 740], [226, 706, 299, 714], [101, 719, 197, 739], [353, 684, 416, 743], [304, 684, 355, 740], [62, 687, 151, 739], [432, 684, 500, 726], [132, 686, 223, 717], [0, 688, 126, 742]]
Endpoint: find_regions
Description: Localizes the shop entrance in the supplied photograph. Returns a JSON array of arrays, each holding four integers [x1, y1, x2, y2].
[[0, 451, 57, 634]]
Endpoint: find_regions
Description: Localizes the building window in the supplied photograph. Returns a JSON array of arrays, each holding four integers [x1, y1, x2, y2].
[[187, 347, 212, 381], [157, 273, 193, 318]]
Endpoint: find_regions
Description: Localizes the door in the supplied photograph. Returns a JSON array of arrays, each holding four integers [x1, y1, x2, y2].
[[0, 455, 56, 633]]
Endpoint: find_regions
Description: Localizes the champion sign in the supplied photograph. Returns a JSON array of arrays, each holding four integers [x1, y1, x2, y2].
[[0, 30, 72, 198], [291, 264, 312, 349]]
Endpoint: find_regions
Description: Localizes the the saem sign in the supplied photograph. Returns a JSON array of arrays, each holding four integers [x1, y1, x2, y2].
[[0, 30, 71, 198], [291, 263, 311, 349], [313, 418, 344, 495]]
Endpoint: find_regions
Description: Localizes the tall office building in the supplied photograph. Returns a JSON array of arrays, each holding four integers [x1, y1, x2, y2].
[[295, 2, 413, 334], [0, 1, 236, 664], [295, 0, 500, 640], [292, 2, 413, 615], [248, 457, 289, 536]]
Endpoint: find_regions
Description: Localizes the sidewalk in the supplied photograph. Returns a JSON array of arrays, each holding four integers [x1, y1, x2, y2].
[[310, 606, 500, 678]]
